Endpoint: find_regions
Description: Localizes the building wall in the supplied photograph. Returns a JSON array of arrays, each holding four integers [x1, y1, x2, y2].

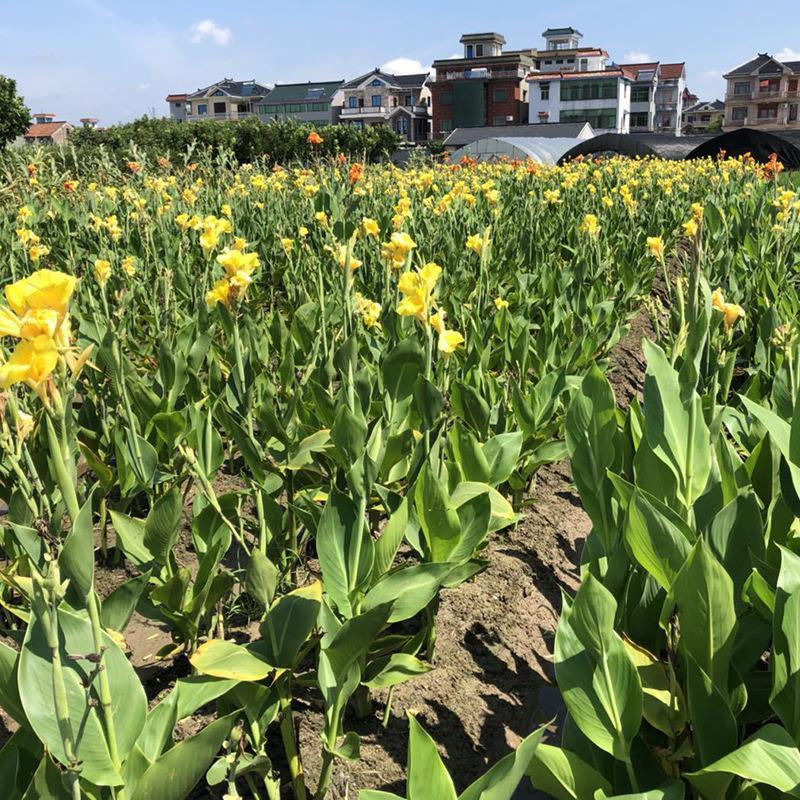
[[432, 74, 526, 135], [528, 77, 627, 132], [169, 101, 187, 121], [724, 74, 800, 130]]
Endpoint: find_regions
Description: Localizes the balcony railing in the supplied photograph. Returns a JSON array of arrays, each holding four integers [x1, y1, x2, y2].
[[726, 116, 797, 127], [434, 68, 526, 82], [341, 106, 388, 116], [185, 111, 255, 122], [725, 89, 800, 101]]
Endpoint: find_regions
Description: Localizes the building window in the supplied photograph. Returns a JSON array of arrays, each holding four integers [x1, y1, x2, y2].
[[758, 78, 780, 94], [789, 79, 799, 93], [213, 102, 226, 114], [476, 44, 484, 56], [540, 83, 550, 100], [440, 91, 453, 105], [396, 116, 409, 134], [370, 79, 382, 86], [466, 44, 474, 58], [731, 106, 746, 120], [371, 94, 382, 107], [631, 86, 650, 103], [405, 94, 414, 106], [174, 102, 182, 108], [758, 105, 778, 119], [312, 103, 327, 111], [790, 104, 798, 121], [556, 59, 563, 65], [561, 79, 618, 101], [348, 96, 359, 108], [560, 108, 617, 129], [544, 60, 552, 65], [700, 114, 711, 122], [197, 104, 207, 115], [439, 118, 453, 133], [492, 116, 507, 125], [630, 112, 649, 127], [733, 81, 750, 96], [212, 90, 224, 96], [493, 88, 508, 102]]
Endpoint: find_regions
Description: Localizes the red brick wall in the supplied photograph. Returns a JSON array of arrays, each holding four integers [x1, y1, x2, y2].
[[431, 77, 527, 137]]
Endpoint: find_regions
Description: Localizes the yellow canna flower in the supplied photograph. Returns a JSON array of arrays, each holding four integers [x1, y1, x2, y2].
[[579, 214, 600, 238], [397, 262, 441, 323], [314, 211, 329, 227], [121, 256, 137, 277], [494, 297, 509, 310], [281, 238, 295, 254], [205, 278, 232, 309], [3, 269, 75, 342], [29, 244, 50, 262], [646, 236, 665, 259], [438, 328, 464, 356], [360, 217, 380, 238], [682, 219, 698, 238], [298, 226, 309, 239], [466, 234, 484, 255], [0, 335, 59, 391], [94, 259, 112, 286], [711, 288, 745, 330]]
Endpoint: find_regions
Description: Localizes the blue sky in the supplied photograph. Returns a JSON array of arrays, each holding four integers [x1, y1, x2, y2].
[[3, 0, 800, 125]]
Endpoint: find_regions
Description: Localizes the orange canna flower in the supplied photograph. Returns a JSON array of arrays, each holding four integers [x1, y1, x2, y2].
[[307, 131, 323, 146]]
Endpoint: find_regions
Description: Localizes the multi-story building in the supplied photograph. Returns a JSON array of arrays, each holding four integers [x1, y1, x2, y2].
[[168, 79, 272, 122], [430, 32, 536, 136], [683, 100, 724, 132], [166, 94, 188, 121], [527, 39, 687, 136], [15, 113, 72, 145], [723, 53, 800, 131], [257, 81, 344, 126], [339, 69, 430, 142]]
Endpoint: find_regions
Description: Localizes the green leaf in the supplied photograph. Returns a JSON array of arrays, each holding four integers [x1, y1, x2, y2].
[[259, 581, 322, 668], [458, 725, 545, 800], [19, 604, 146, 786], [363, 653, 433, 689], [286, 429, 331, 471], [109, 511, 152, 567], [671, 539, 737, 689], [101, 570, 151, 632], [317, 490, 374, 618], [450, 481, 515, 532], [382, 338, 425, 402], [554, 576, 642, 761], [771, 546, 800, 743], [686, 724, 800, 800], [190, 640, 272, 681], [144, 488, 182, 565], [415, 462, 461, 562], [407, 715, 457, 800], [624, 488, 692, 591], [323, 604, 392, 682], [130, 710, 240, 800], [245, 549, 279, 607], [482, 431, 523, 487], [363, 564, 451, 623], [59, 493, 95, 601], [372, 497, 409, 581], [527, 743, 614, 800]]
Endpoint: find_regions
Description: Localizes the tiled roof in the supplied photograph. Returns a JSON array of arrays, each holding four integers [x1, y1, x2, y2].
[[542, 27, 582, 37], [188, 79, 271, 100], [528, 68, 626, 81], [659, 63, 685, 80], [686, 100, 724, 113], [264, 81, 344, 104], [342, 70, 429, 90], [724, 54, 800, 76], [165, 93, 187, 101], [25, 121, 69, 138]]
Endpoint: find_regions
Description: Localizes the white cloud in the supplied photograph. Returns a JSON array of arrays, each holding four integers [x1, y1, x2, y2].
[[776, 47, 800, 62], [190, 19, 232, 47], [380, 57, 430, 75], [137, 82, 151, 91], [623, 51, 652, 63]]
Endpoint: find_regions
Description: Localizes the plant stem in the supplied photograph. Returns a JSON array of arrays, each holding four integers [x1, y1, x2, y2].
[[278, 689, 307, 800]]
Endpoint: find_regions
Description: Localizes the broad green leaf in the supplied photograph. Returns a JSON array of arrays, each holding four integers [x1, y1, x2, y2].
[[317, 490, 374, 618], [624, 488, 692, 590], [245, 549, 279, 607], [771, 547, 800, 743], [144, 488, 182, 565], [685, 654, 737, 767], [287, 429, 331, 470], [458, 725, 544, 800], [130, 710, 240, 800], [190, 640, 272, 681], [259, 581, 322, 668], [554, 577, 642, 761], [19, 604, 146, 786], [672, 539, 737, 688], [450, 481, 515, 532], [686, 724, 800, 799], [101, 570, 151, 632], [109, 511, 152, 567], [415, 462, 461, 562], [363, 564, 451, 623], [59, 493, 95, 601], [527, 743, 613, 800], [407, 715, 457, 800], [323, 604, 392, 682], [363, 654, 433, 689], [594, 781, 685, 800], [372, 497, 409, 581], [482, 431, 523, 487]]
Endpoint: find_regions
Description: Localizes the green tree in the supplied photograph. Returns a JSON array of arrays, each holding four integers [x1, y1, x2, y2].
[[0, 75, 30, 146]]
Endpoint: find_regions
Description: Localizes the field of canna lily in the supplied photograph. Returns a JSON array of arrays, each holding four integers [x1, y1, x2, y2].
[[1, 142, 800, 799]]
